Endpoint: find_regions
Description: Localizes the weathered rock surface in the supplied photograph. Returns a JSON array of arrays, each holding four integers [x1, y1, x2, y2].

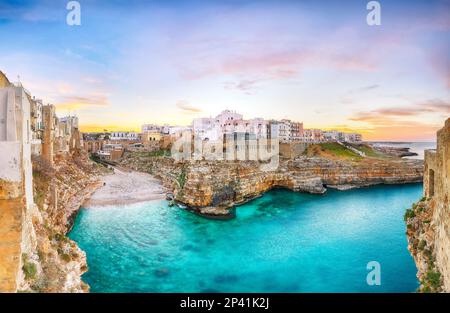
[[120, 153, 424, 214], [406, 118, 449, 293], [371, 145, 418, 158], [17, 152, 106, 292]]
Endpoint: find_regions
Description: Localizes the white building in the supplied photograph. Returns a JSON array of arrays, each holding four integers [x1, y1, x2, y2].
[[248, 118, 269, 140], [278, 120, 291, 143], [192, 117, 215, 138], [302, 129, 324, 143], [141, 124, 161, 133], [110, 132, 139, 141], [0, 84, 34, 212], [215, 110, 243, 127], [344, 133, 362, 143], [193, 111, 266, 142]]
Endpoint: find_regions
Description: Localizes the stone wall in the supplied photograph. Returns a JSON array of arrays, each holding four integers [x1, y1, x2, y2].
[[406, 118, 449, 292], [0, 85, 36, 292], [279, 142, 308, 159]]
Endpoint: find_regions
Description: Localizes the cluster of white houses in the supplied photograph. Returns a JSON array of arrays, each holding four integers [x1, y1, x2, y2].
[[88, 110, 363, 161], [137, 110, 362, 144], [0, 71, 82, 168]]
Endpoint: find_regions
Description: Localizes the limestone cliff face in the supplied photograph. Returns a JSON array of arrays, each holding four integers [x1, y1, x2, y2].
[[406, 118, 449, 292], [120, 153, 423, 211], [17, 153, 104, 292]]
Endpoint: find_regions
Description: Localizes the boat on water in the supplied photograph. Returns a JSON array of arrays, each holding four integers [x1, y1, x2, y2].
[[176, 203, 188, 209]]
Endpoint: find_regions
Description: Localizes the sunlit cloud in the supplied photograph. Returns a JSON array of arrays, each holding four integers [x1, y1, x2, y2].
[[176, 100, 202, 114], [1, 0, 448, 140], [350, 99, 450, 122], [55, 94, 109, 111]]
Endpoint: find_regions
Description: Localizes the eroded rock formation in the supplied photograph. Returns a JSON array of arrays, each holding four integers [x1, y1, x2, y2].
[[120, 153, 424, 216], [15, 153, 106, 292], [406, 118, 449, 292]]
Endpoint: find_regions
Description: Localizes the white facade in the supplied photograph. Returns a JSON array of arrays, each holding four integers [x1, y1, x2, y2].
[[215, 110, 243, 127], [278, 120, 291, 143], [249, 118, 269, 140], [192, 117, 215, 139], [192, 112, 271, 142], [110, 132, 139, 141], [141, 124, 161, 133], [0, 86, 34, 211], [344, 133, 362, 143]]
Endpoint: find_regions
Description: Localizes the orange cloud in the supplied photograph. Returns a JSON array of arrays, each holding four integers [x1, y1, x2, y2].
[[350, 99, 450, 123], [348, 99, 449, 140], [176, 100, 202, 113], [55, 94, 109, 111]]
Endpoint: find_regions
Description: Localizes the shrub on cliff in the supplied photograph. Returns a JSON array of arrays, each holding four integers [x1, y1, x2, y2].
[[177, 169, 187, 190], [418, 240, 427, 251], [22, 253, 37, 280], [404, 208, 415, 221], [426, 270, 441, 289], [422, 270, 442, 292]]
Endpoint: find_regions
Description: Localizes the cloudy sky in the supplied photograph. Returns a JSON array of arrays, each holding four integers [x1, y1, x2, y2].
[[0, 0, 448, 140]]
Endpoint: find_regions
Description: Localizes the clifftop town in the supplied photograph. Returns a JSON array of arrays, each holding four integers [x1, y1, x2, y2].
[[1, 68, 444, 293]]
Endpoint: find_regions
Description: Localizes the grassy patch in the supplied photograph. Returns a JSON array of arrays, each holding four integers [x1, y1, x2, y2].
[[177, 169, 187, 190], [136, 150, 171, 158], [404, 208, 416, 221], [418, 240, 427, 251], [304, 143, 362, 160], [353, 144, 383, 158], [22, 253, 37, 280]]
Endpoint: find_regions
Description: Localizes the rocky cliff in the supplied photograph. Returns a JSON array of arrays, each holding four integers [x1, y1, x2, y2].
[[16, 152, 105, 292], [120, 152, 423, 216], [406, 118, 449, 292]]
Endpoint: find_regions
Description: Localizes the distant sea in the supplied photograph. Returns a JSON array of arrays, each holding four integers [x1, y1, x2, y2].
[[368, 142, 436, 160]]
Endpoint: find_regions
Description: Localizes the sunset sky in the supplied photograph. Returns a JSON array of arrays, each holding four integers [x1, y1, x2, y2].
[[0, 0, 449, 140]]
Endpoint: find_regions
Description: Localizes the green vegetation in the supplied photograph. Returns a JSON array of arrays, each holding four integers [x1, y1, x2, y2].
[[351, 144, 382, 158], [418, 240, 427, 251], [426, 271, 441, 288], [177, 169, 187, 190], [22, 253, 37, 280], [404, 208, 416, 221], [422, 270, 442, 292], [53, 233, 69, 243], [304, 142, 363, 160], [320, 143, 361, 158], [56, 247, 72, 262], [60, 253, 71, 263], [136, 150, 171, 157]]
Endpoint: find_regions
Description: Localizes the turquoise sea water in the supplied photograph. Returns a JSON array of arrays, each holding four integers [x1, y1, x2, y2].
[[69, 184, 422, 293]]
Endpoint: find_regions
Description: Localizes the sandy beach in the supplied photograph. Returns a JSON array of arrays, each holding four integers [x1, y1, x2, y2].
[[83, 168, 168, 206]]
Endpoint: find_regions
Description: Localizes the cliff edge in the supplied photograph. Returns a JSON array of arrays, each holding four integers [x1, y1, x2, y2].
[[405, 118, 449, 292]]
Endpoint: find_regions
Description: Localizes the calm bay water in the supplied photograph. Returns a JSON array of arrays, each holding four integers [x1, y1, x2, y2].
[[69, 184, 422, 293]]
